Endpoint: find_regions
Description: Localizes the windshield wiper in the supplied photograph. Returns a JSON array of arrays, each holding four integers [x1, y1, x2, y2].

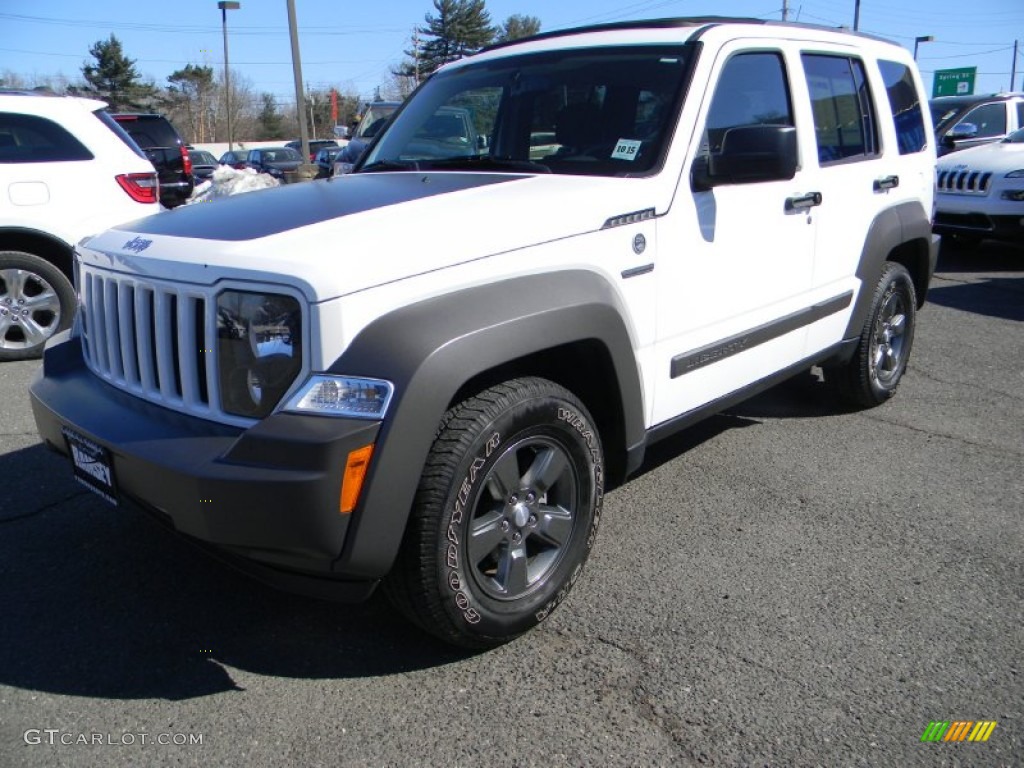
[[358, 159, 420, 173], [420, 156, 552, 174]]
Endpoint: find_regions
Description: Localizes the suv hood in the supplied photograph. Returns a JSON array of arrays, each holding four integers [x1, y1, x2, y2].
[[82, 172, 655, 302], [936, 139, 1024, 174]]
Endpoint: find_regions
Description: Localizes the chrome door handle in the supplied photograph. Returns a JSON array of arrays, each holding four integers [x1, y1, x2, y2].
[[874, 175, 900, 191], [785, 191, 822, 211]]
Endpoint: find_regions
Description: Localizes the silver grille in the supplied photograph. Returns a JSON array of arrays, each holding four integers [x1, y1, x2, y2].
[[936, 169, 993, 196], [80, 266, 221, 420]]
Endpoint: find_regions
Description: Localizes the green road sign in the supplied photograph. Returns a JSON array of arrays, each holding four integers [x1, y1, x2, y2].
[[933, 67, 977, 97]]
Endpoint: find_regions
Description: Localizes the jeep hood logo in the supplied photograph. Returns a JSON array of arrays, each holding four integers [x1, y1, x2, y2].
[[122, 236, 153, 253]]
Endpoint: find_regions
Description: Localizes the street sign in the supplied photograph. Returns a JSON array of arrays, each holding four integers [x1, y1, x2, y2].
[[933, 67, 976, 97]]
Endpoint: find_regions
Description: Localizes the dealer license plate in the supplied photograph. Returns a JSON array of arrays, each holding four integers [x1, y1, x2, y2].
[[62, 427, 118, 506]]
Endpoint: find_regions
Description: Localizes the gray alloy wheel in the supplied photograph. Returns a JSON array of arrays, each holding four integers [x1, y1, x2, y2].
[[384, 377, 604, 648], [827, 261, 917, 408], [0, 251, 76, 362], [467, 434, 579, 602], [869, 286, 909, 388]]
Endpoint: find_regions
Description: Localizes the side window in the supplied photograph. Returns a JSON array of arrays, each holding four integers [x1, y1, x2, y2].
[[0, 112, 93, 163], [877, 60, 926, 154], [958, 103, 1006, 138], [1017, 101, 1024, 128], [801, 54, 878, 164], [703, 51, 794, 154]]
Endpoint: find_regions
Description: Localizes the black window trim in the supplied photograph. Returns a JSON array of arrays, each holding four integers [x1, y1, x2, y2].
[[800, 51, 880, 167]]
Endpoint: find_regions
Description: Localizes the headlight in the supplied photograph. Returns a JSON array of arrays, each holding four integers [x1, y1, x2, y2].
[[217, 290, 302, 418], [1004, 169, 1024, 178], [284, 375, 393, 419]]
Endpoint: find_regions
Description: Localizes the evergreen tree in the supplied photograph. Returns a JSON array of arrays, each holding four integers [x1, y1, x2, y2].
[[397, 0, 494, 81], [166, 64, 216, 143], [80, 35, 155, 111], [496, 14, 541, 43], [258, 93, 286, 140]]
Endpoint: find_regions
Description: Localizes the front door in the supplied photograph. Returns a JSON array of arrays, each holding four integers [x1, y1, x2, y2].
[[650, 46, 819, 426]]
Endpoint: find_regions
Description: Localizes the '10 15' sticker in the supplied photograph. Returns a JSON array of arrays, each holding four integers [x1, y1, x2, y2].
[[611, 139, 642, 161]]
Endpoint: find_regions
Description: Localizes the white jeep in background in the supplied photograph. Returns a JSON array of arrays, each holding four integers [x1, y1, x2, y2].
[[31, 17, 938, 648]]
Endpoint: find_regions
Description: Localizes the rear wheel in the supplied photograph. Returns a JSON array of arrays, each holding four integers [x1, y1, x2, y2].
[[384, 377, 604, 648], [827, 262, 917, 407], [0, 251, 75, 362]]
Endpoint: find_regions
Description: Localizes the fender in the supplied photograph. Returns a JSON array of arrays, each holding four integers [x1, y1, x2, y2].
[[330, 269, 645, 579], [843, 200, 935, 340]]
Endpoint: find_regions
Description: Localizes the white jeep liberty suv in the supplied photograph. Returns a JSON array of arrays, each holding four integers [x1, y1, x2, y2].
[[31, 18, 938, 648]]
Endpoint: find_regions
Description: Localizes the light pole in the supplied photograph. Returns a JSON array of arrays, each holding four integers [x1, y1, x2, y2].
[[914, 35, 934, 61], [218, 1, 240, 152]]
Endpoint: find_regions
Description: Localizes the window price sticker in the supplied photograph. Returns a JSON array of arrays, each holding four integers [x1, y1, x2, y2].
[[611, 139, 642, 161]]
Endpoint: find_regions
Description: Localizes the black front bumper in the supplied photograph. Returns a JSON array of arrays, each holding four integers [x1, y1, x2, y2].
[[934, 212, 1024, 243], [30, 335, 382, 601]]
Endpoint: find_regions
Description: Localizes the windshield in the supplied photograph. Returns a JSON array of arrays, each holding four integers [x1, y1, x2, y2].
[[356, 105, 398, 139], [930, 103, 961, 131], [264, 148, 301, 162], [360, 45, 692, 177]]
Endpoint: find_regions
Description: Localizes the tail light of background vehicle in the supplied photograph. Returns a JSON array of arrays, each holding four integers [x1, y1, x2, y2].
[[115, 172, 159, 204]]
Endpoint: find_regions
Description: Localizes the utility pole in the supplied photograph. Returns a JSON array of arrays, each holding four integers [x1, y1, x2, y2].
[[286, 0, 310, 165], [307, 83, 317, 140], [1012, 40, 1019, 92], [853, 0, 861, 31], [782, 0, 789, 22], [413, 27, 420, 86]]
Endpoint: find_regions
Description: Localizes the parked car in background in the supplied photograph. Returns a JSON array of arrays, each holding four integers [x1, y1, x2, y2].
[[244, 146, 303, 179], [285, 138, 338, 162], [930, 92, 1024, 156], [218, 149, 248, 169], [188, 148, 219, 182], [333, 101, 400, 174], [312, 145, 343, 179], [934, 126, 1024, 245], [0, 91, 158, 360], [111, 113, 193, 206]]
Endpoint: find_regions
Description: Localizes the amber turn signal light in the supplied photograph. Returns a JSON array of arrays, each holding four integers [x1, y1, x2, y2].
[[340, 444, 374, 514]]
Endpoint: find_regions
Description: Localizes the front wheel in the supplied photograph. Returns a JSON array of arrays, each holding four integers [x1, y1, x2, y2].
[[826, 262, 917, 407], [384, 377, 605, 648], [0, 251, 76, 362]]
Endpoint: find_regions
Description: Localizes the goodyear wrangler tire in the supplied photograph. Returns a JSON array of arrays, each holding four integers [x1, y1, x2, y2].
[[828, 261, 917, 408], [384, 377, 604, 648]]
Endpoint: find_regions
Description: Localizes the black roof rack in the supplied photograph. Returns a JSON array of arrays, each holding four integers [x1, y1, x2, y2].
[[481, 15, 890, 54]]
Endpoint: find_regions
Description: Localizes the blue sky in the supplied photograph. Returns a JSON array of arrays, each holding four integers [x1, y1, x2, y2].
[[1, 0, 1022, 103]]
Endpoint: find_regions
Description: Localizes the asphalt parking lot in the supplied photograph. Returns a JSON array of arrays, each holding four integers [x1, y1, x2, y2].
[[0, 240, 1021, 767]]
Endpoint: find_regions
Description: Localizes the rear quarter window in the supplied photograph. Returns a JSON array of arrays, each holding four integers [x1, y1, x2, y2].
[[878, 61, 927, 154], [113, 116, 182, 149], [0, 112, 94, 163]]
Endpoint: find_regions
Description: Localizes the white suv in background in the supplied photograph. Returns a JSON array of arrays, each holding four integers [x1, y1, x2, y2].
[[0, 91, 159, 361], [935, 127, 1024, 245]]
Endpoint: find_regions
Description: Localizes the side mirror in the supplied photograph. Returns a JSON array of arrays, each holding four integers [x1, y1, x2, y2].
[[946, 122, 978, 141], [692, 124, 798, 191]]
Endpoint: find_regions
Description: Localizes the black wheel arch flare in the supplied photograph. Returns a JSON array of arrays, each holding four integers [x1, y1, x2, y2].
[[843, 200, 936, 341], [328, 269, 645, 579]]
